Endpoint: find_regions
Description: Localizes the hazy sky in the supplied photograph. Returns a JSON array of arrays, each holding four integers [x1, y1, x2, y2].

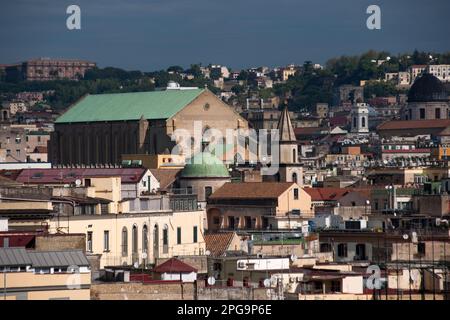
[[1, 0, 449, 71]]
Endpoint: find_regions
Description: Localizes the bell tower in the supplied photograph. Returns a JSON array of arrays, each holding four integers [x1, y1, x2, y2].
[[351, 102, 369, 134], [275, 107, 303, 185]]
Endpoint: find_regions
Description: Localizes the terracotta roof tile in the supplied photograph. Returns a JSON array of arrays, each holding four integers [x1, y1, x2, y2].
[[377, 119, 450, 130], [15, 168, 148, 184], [153, 258, 197, 273], [149, 169, 181, 190], [303, 187, 350, 201], [204, 232, 236, 257], [209, 182, 295, 200]]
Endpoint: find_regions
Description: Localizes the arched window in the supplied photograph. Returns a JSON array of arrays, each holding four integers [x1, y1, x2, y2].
[[292, 149, 297, 163], [292, 172, 298, 183], [361, 117, 366, 128], [353, 117, 357, 128], [132, 225, 138, 254], [121, 227, 128, 257], [163, 225, 169, 254], [142, 225, 148, 253], [153, 224, 160, 259]]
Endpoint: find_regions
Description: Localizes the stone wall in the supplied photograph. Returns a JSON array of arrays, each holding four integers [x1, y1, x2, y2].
[[35, 234, 86, 252], [91, 282, 195, 300], [91, 281, 270, 300]]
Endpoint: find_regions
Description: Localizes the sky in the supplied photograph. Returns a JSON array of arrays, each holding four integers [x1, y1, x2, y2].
[[0, 0, 449, 71]]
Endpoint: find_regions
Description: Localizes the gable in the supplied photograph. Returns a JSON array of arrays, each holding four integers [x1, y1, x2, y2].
[[168, 90, 248, 132]]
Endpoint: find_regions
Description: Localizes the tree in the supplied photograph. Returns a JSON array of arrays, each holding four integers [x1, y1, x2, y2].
[[167, 65, 184, 73]]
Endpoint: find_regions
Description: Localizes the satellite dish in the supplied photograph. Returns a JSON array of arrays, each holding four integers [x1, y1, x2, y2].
[[205, 250, 211, 256], [133, 262, 139, 269], [402, 234, 409, 240], [75, 179, 82, 187], [207, 276, 216, 286], [263, 279, 271, 288], [141, 252, 147, 260], [290, 254, 297, 262]]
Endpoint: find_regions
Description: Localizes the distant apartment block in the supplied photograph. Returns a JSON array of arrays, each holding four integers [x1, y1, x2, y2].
[[4, 58, 96, 82], [427, 64, 450, 82]]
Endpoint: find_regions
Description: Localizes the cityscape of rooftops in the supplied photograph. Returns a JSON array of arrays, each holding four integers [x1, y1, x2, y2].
[[0, 0, 450, 311]]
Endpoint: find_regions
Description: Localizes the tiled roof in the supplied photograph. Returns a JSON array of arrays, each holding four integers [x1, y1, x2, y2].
[[153, 258, 197, 273], [382, 148, 430, 153], [303, 187, 350, 201], [294, 127, 325, 136], [209, 182, 294, 200], [15, 168, 148, 184], [32, 146, 48, 153], [377, 119, 450, 130], [149, 169, 181, 190], [55, 89, 204, 123], [0, 170, 23, 182], [204, 232, 236, 257]]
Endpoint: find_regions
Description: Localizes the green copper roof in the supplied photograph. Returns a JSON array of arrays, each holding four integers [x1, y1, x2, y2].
[[181, 152, 230, 178], [55, 89, 204, 123]]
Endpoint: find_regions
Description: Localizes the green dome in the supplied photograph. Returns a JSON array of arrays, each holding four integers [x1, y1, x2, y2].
[[181, 152, 230, 178]]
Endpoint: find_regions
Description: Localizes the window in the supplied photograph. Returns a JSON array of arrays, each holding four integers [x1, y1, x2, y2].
[[103, 231, 110, 252], [193, 226, 198, 243], [331, 281, 341, 292], [87, 232, 93, 252], [418, 242, 426, 255], [6, 149, 11, 156], [177, 227, 182, 245], [142, 225, 148, 253], [292, 172, 298, 183], [356, 244, 366, 260], [85, 179, 91, 187], [361, 116, 366, 128], [293, 188, 299, 200], [205, 186, 213, 199], [419, 108, 426, 119], [292, 149, 297, 163], [245, 216, 252, 229], [187, 186, 193, 194], [435, 108, 441, 119], [16, 149, 20, 157], [320, 243, 333, 252], [163, 225, 169, 254], [3, 237, 9, 248], [163, 226, 169, 246], [337, 243, 348, 258], [353, 117, 357, 128], [132, 225, 138, 254], [122, 227, 128, 256]]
